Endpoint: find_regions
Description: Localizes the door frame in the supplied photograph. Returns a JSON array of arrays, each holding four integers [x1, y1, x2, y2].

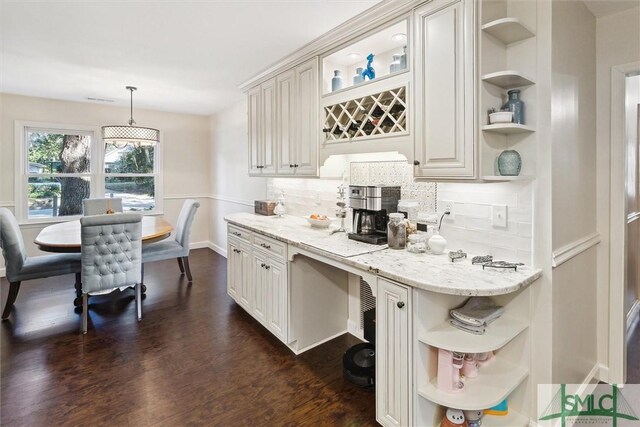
[[608, 61, 640, 385]]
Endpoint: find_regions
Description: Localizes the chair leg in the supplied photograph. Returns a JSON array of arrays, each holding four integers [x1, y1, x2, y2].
[[135, 284, 142, 321], [177, 257, 185, 273], [2, 281, 21, 320], [75, 273, 82, 298], [183, 257, 193, 282], [81, 294, 88, 334]]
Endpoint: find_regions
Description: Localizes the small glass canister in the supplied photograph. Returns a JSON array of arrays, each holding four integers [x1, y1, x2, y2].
[[387, 213, 407, 250], [406, 233, 427, 253]]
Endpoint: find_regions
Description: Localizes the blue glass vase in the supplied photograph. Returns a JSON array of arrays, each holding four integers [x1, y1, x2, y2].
[[497, 150, 522, 176], [502, 89, 525, 124]]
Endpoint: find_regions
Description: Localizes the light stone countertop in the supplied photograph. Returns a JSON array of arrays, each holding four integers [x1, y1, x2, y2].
[[224, 212, 542, 296]]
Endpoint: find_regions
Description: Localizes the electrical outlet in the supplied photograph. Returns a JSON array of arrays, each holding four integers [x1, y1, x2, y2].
[[442, 201, 454, 219], [492, 204, 508, 228]]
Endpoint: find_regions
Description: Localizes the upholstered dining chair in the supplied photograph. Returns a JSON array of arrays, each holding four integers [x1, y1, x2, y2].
[[0, 208, 82, 320], [83, 198, 123, 216], [142, 199, 200, 282], [80, 213, 142, 334]]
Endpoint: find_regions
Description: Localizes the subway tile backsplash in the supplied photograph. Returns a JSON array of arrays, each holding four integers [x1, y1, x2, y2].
[[267, 162, 533, 265]]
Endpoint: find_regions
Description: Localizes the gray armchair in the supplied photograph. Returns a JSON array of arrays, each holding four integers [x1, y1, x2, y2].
[[80, 213, 142, 334], [142, 199, 200, 282], [0, 208, 81, 320], [83, 198, 123, 216]]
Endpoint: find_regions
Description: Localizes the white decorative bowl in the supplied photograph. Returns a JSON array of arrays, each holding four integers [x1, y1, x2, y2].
[[306, 216, 334, 228], [489, 111, 514, 124]]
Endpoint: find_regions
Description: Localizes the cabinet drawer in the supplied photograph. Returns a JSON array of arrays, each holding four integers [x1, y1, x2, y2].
[[253, 234, 286, 260], [228, 224, 251, 242]]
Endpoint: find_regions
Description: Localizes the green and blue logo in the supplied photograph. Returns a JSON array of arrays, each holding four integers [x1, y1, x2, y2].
[[540, 384, 638, 426]]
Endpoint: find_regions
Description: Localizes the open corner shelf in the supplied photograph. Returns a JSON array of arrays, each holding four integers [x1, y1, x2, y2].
[[482, 18, 535, 45], [482, 123, 535, 134], [482, 71, 535, 89], [418, 316, 528, 353], [417, 356, 529, 410], [481, 175, 534, 182]]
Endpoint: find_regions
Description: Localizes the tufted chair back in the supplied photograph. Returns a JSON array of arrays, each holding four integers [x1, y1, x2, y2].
[[83, 198, 123, 216], [0, 208, 27, 282], [174, 199, 200, 249], [80, 213, 142, 294]]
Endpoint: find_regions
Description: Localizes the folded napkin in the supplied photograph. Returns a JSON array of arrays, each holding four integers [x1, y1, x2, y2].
[[449, 318, 486, 335], [450, 297, 504, 327]]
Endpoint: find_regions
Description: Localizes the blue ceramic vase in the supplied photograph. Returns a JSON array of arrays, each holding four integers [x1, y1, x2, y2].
[[502, 90, 525, 124], [497, 150, 522, 176], [353, 67, 364, 85]]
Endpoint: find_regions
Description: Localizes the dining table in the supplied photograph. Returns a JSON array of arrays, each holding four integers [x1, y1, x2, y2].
[[35, 215, 173, 253], [34, 215, 174, 305]]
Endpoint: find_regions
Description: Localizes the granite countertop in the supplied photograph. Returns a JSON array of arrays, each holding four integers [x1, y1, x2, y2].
[[224, 212, 542, 296]]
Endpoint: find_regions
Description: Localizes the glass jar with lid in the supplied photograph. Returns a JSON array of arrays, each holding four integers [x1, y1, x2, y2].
[[387, 213, 407, 250], [406, 233, 427, 253]]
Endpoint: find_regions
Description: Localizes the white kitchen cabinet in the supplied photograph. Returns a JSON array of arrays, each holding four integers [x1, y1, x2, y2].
[[376, 278, 411, 427], [276, 69, 296, 174], [414, 0, 476, 179], [247, 78, 277, 175], [266, 258, 288, 342], [247, 58, 319, 177], [227, 237, 242, 299], [247, 86, 262, 175], [293, 57, 319, 176], [252, 250, 268, 324]]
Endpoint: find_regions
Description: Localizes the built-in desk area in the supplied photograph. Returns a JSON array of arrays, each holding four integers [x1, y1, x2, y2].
[[224, 213, 542, 426]]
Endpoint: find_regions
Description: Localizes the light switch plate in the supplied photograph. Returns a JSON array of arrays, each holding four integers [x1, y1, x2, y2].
[[492, 204, 508, 228]]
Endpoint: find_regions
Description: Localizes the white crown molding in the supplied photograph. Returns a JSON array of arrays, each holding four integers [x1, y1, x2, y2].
[[237, 0, 423, 91], [551, 232, 601, 268]]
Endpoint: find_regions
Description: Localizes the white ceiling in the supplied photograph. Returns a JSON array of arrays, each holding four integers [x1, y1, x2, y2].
[[583, 0, 639, 18], [0, 0, 379, 116]]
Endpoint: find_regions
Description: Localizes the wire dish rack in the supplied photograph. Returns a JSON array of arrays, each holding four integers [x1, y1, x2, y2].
[[323, 86, 408, 142]]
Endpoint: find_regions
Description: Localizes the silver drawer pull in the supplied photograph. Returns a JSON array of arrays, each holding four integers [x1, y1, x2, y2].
[[265, 265, 270, 270], [260, 243, 271, 249]]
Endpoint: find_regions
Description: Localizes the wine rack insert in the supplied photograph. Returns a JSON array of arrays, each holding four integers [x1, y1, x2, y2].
[[323, 86, 408, 142]]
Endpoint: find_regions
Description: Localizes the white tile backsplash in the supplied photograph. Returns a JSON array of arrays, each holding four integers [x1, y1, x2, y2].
[[267, 165, 534, 266]]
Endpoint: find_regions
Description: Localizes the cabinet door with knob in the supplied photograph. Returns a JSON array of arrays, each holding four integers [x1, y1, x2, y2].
[[276, 69, 297, 175], [248, 85, 262, 175], [294, 57, 320, 176], [252, 250, 269, 324], [414, 0, 476, 179], [376, 278, 411, 427], [227, 238, 243, 299], [267, 258, 288, 342]]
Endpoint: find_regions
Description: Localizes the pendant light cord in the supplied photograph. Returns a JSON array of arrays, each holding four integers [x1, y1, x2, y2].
[[127, 86, 137, 126]]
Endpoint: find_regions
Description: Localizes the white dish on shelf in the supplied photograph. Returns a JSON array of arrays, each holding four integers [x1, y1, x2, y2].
[[305, 215, 335, 228], [489, 111, 514, 124]]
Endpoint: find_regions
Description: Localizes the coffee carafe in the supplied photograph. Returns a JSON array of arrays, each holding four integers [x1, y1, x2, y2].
[[348, 185, 401, 245]]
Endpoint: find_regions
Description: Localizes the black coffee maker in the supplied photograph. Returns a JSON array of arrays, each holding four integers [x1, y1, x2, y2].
[[348, 185, 401, 245]]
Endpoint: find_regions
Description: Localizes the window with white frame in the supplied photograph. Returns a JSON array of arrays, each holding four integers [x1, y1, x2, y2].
[[18, 122, 161, 221]]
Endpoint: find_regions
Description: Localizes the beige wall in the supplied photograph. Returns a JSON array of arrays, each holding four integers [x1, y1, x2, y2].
[[208, 98, 266, 255], [595, 6, 640, 374], [0, 93, 212, 262], [551, 0, 598, 384]]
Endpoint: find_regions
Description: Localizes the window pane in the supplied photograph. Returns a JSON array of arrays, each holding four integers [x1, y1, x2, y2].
[[105, 143, 155, 173], [28, 131, 90, 174], [105, 177, 155, 211], [28, 177, 90, 219]]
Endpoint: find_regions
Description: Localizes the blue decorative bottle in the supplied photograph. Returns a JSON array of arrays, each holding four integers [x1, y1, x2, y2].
[[497, 150, 522, 176], [331, 70, 343, 92], [502, 89, 524, 124]]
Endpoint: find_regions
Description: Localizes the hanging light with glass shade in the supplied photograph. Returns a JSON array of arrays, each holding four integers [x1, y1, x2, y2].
[[102, 86, 159, 148]]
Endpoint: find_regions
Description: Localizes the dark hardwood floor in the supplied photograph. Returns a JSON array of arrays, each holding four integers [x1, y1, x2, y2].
[[1, 249, 376, 426]]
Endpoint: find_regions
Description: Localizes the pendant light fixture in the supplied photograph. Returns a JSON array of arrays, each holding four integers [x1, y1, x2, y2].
[[102, 86, 159, 147]]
